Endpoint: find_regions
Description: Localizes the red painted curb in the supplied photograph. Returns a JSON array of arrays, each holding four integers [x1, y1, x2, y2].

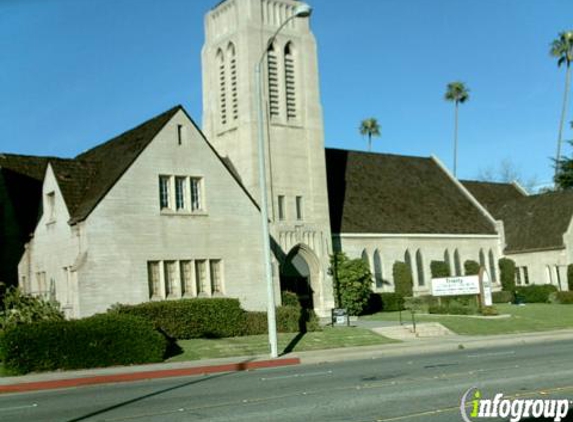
[[0, 357, 300, 393]]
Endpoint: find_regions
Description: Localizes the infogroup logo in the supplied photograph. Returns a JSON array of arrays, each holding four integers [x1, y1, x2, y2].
[[460, 387, 571, 422]]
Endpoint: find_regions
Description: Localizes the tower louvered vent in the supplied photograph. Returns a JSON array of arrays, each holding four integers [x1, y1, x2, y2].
[[217, 50, 227, 125], [284, 43, 296, 120], [267, 45, 279, 118]]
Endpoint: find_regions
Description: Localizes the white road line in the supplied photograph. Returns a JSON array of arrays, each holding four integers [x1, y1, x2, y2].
[[0, 403, 38, 412], [260, 370, 333, 381], [467, 351, 516, 358]]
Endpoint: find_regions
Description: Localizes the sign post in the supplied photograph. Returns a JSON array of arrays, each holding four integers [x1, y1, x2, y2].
[[479, 268, 493, 307]]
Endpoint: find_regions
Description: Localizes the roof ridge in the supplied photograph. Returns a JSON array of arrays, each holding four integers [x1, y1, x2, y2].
[[325, 147, 432, 160]]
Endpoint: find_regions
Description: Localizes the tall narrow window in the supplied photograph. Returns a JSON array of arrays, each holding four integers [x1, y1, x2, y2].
[[195, 260, 207, 295], [284, 42, 296, 119], [361, 249, 369, 269], [479, 249, 486, 269], [228, 43, 238, 121], [46, 192, 55, 222], [278, 195, 285, 220], [147, 261, 160, 299], [159, 176, 170, 209], [443, 249, 451, 276], [295, 196, 303, 220], [217, 49, 227, 125], [405, 250, 414, 284], [164, 261, 176, 298], [210, 260, 222, 294], [267, 43, 279, 117], [516, 268, 522, 285], [177, 124, 183, 145], [190, 178, 202, 211], [373, 249, 383, 289], [524, 267, 530, 285], [553, 266, 560, 289], [454, 249, 462, 276], [175, 177, 186, 210], [488, 250, 497, 281], [180, 260, 193, 296], [416, 249, 425, 287]]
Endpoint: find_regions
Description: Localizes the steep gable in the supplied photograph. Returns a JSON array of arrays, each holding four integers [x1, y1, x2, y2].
[[325, 148, 496, 235]]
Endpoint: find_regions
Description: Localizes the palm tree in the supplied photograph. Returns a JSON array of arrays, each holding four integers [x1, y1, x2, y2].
[[359, 118, 381, 152], [444, 81, 470, 177], [550, 31, 573, 187]]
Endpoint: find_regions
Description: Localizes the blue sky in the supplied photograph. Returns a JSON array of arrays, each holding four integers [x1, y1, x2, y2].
[[1, 0, 572, 188]]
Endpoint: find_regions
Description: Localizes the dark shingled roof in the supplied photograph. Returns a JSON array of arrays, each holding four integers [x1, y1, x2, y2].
[[0, 153, 50, 180], [461, 180, 526, 219], [325, 148, 496, 235], [494, 191, 573, 253]]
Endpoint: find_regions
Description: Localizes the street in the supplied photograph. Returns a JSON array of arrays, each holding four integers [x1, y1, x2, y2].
[[1, 339, 572, 422]]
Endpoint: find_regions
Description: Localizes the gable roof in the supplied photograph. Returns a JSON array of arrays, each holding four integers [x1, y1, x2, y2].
[[0, 153, 50, 180], [495, 191, 573, 253], [461, 180, 526, 219], [325, 148, 497, 235]]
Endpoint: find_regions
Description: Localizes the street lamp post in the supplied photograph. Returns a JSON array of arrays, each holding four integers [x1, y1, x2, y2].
[[255, 3, 312, 358]]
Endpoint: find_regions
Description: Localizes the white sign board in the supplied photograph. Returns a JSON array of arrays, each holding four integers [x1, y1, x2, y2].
[[431, 276, 480, 297], [480, 269, 493, 307]]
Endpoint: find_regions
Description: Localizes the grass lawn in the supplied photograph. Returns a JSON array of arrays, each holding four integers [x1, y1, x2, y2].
[[361, 304, 573, 336], [168, 327, 397, 362]]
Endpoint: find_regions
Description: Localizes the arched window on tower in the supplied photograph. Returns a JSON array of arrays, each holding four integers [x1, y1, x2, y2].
[[267, 43, 279, 118], [373, 249, 383, 289], [216, 49, 227, 125], [227, 42, 238, 121], [488, 250, 497, 281], [454, 249, 462, 276], [416, 249, 425, 287], [284, 42, 296, 120]]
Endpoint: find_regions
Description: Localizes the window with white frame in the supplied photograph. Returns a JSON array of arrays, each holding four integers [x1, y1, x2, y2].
[[210, 260, 223, 294], [190, 178, 202, 211], [195, 260, 207, 295], [175, 177, 186, 210], [159, 176, 170, 209], [164, 261, 177, 297], [180, 260, 193, 296], [36, 271, 47, 297]]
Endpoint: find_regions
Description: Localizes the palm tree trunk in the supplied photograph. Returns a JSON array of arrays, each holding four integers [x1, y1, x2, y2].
[[368, 134, 372, 152], [453, 101, 459, 177], [555, 63, 571, 188]]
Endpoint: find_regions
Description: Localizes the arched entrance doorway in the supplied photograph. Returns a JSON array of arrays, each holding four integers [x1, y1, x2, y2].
[[280, 244, 319, 309]]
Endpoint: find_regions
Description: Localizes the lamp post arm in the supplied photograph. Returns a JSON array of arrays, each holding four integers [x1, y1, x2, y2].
[[257, 14, 298, 68]]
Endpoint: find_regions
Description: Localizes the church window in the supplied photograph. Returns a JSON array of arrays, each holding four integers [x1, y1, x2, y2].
[[488, 250, 497, 281], [210, 260, 223, 294], [284, 42, 296, 120], [36, 271, 47, 297], [228, 43, 238, 121], [195, 260, 207, 295], [217, 49, 227, 125], [190, 178, 203, 211], [278, 195, 285, 220], [373, 249, 383, 289], [175, 177, 186, 210], [416, 249, 425, 287], [180, 260, 193, 297], [159, 176, 171, 209], [147, 261, 160, 299], [295, 196, 303, 220], [361, 249, 369, 269], [479, 249, 486, 268], [46, 191, 55, 222], [267, 43, 280, 117], [454, 249, 462, 276], [177, 124, 183, 145], [164, 261, 177, 297]]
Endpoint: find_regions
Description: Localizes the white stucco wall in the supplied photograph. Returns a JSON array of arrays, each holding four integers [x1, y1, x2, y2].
[[507, 249, 569, 291]]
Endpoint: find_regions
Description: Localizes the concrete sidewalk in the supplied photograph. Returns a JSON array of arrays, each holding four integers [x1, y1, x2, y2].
[[1, 328, 572, 394]]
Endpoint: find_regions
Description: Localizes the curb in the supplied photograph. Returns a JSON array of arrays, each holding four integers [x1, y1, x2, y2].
[[0, 358, 300, 394]]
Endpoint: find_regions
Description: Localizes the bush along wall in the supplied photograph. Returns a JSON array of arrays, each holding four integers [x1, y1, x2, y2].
[[0, 313, 167, 375], [364, 292, 405, 314], [568, 264, 573, 291], [498, 258, 516, 292], [430, 261, 450, 278], [515, 284, 558, 303], [330, 252, 373, 316], [464, 260, 480, 276], [393, 261, 413, 297], [492, 291, 514, 304], [550, 291, 573, 304]]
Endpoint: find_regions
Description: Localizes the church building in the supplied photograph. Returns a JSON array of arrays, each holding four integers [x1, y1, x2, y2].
[[3, 0, 568, 319]]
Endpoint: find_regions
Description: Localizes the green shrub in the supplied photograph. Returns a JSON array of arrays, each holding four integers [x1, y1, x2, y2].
[[428, 298, 477, 315], [113, 298, 246, 339], [393, 261, 413, 297], [464, 260, 480, 276], [430, 261, 450, 278], [1, 314, 167, 375], [281, 291, 300, 307], [480, 306, 499, 316], [549, 291, 573, 304], [0, 287, 64, 330], [499, 258, 516, 292], [364, 293, 405, 313], [515, 284, 558, 303], [492, 291, 514, 304], [242, 306, 321, 335], [568, 264, 573, 291], [330, 252, 373, 316]]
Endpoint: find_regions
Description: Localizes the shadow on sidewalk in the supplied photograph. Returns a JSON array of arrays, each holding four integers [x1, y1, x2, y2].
[[64, 358, 256, 422]]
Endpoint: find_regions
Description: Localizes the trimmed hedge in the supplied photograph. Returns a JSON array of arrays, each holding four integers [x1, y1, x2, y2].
[[499, 258, 516, 292], [393, 261, 413, 297], [550, 291, 573, 304], [464, 260, 480, 276], [0, 314, 167, 375], [430, 261, 450, 278], [243, 306, 321, 335], [515, 284, 558, 303], [568, 264, 573, 291], [113, 298, 246, 339], [492, 291, 514, 304], [428, 303, 474, 315], [480, 306, 499, 316], [364, 292, 405, 313]]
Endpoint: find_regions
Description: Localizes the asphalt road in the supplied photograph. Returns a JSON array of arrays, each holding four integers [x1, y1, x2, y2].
[[1, 339, 572, 422]]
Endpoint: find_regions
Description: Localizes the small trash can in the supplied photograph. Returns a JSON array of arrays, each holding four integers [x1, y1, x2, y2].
[[331, 308, 349, 327]]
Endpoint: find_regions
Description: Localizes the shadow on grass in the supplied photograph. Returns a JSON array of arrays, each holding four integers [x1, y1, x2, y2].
[[280, 332, 305, 356], [64, 358, 256, 422]]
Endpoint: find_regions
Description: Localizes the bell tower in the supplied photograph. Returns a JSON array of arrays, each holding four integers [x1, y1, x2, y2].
[[202, 0, 334, 315]]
